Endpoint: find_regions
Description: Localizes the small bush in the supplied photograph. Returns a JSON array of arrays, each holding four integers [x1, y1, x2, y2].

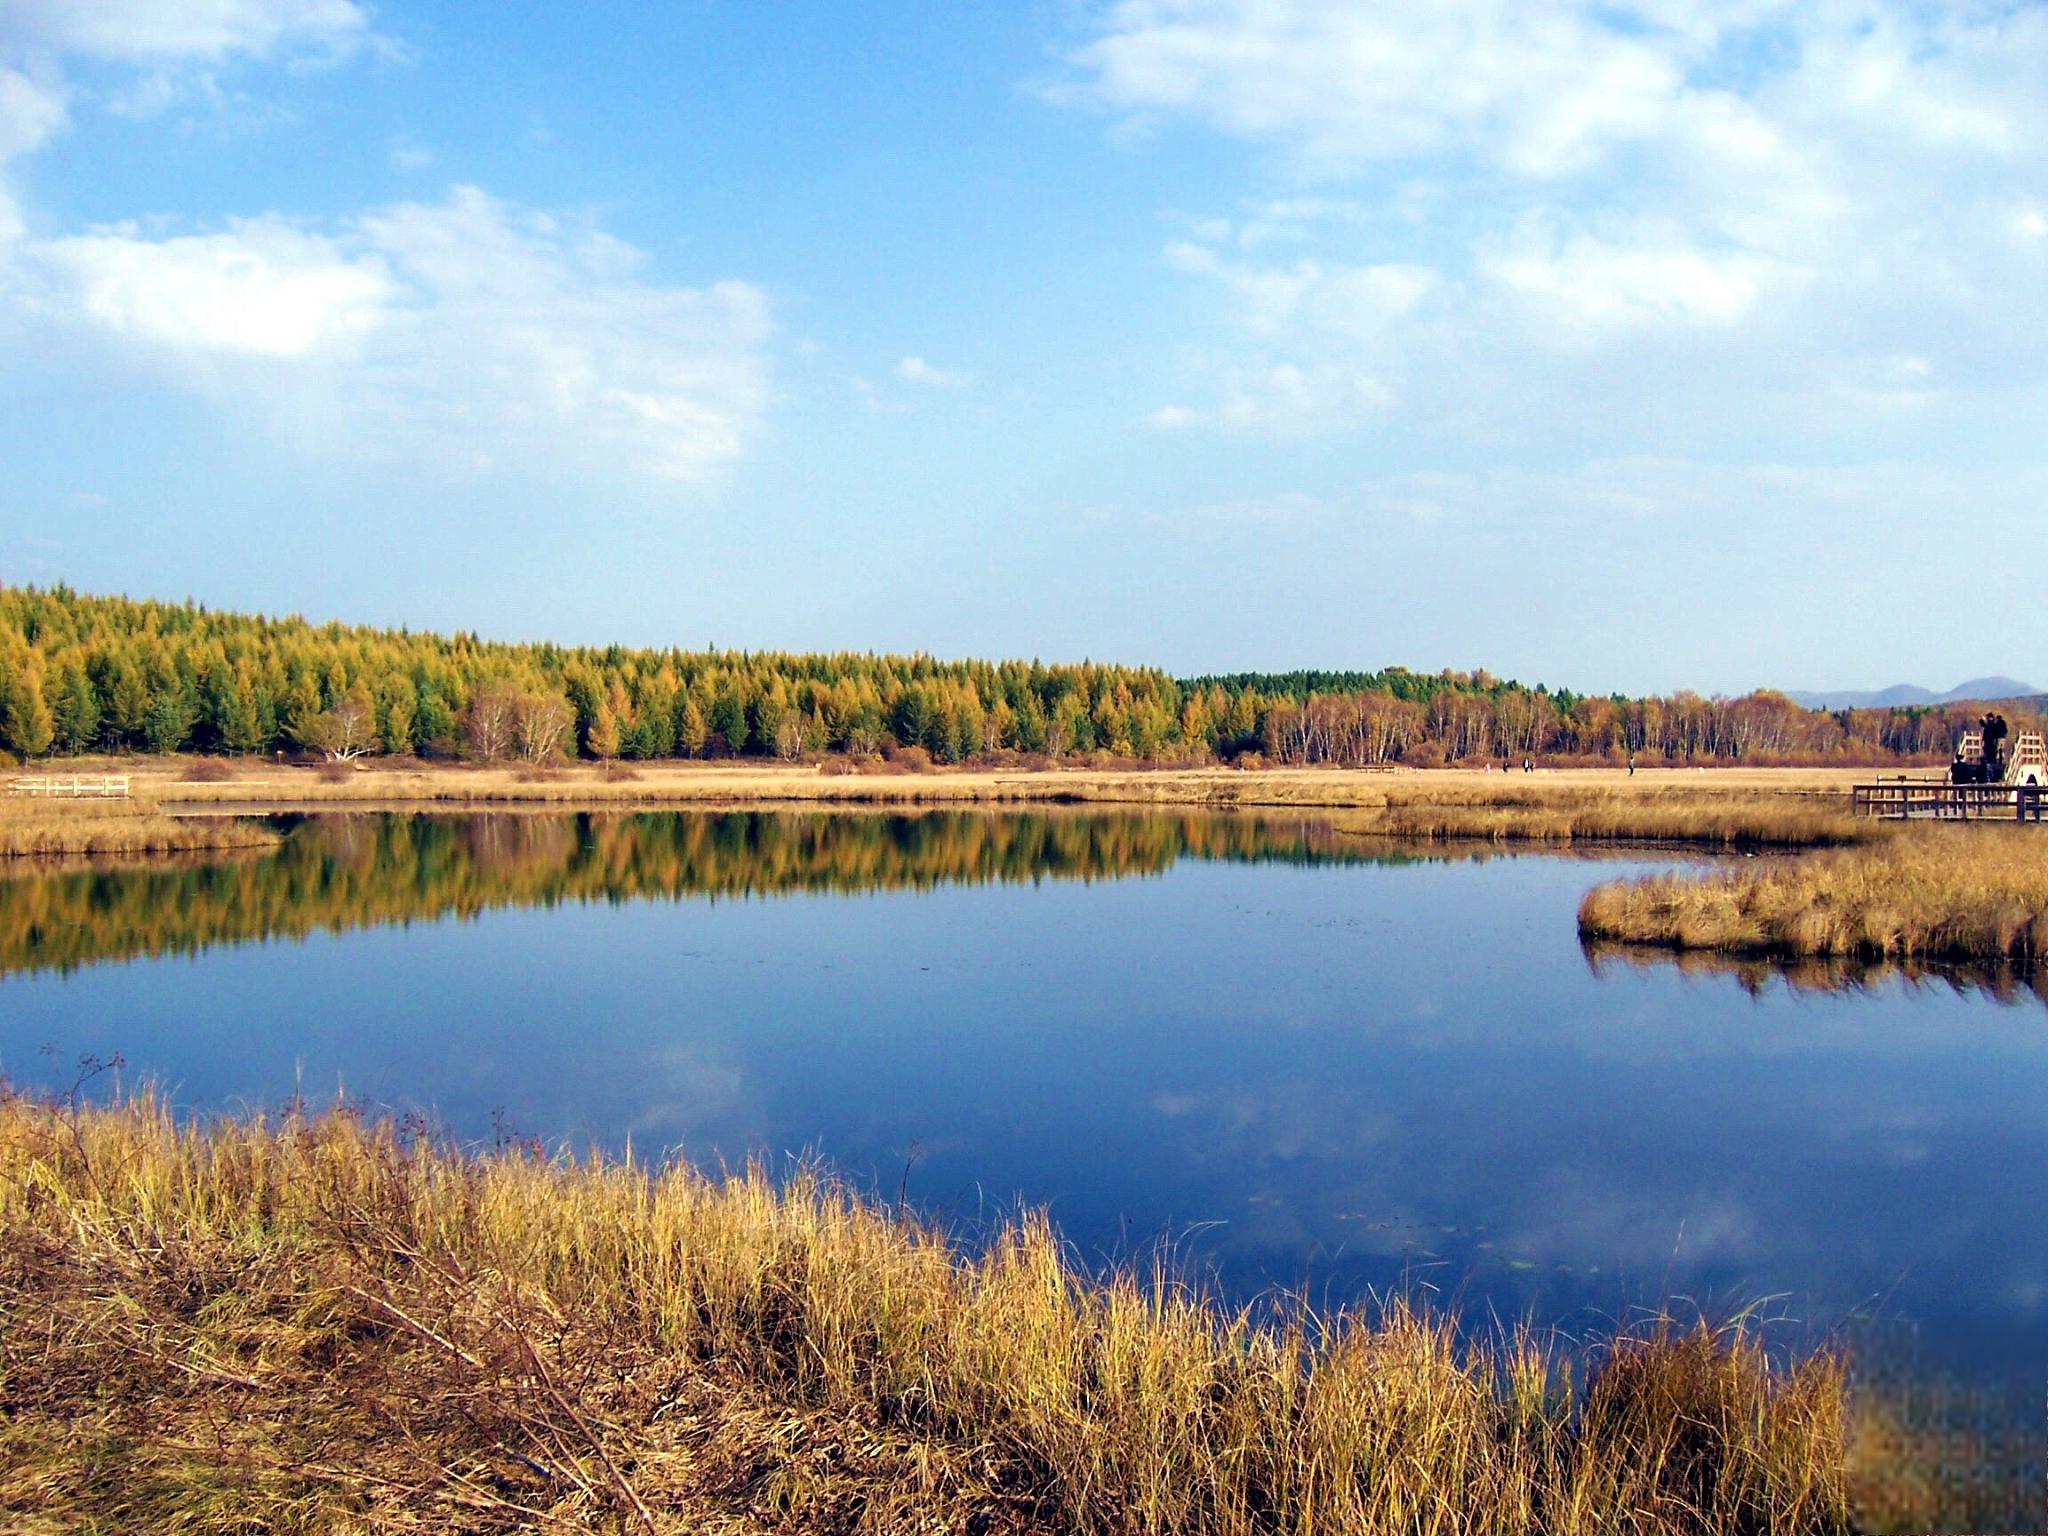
[[315, 760, 353, 784], [183, 757, 236, 783]]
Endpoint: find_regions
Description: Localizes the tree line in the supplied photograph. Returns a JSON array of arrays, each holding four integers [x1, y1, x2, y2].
[[0, 585, 2028, 769]]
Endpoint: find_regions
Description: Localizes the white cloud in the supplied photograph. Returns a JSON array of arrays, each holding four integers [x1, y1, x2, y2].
[[1148, 355, 1394, 435], [1065, 0, 1714, 177], [0, 0, 378, 245], [1352, 458, 2048, 538], [1065, 0, 2048, 445], [895, 354, 968, 388], [0, 0, 378, 165], [2, 0, 372, 64], [1146, 242, 1438, 431], [0, 10, 778, 487], [27, 188, 776, 483], [0, 62, 60, 239], [1480, 227, 1783, 336], [43, 217, 392, 356], [0, 60, 61, 160]]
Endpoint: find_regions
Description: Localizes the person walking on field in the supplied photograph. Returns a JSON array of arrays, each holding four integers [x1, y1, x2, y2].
[[1627, 753, 1636, 776]]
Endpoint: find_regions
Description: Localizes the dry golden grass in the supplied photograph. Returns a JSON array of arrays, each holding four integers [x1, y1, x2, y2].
[[0, 795, 277, 859], [1579, 825, 2048, 962], [75, 756, 1871, 848], [1335, 786, 1865, 849], [0, 1088, 1859, 1535]]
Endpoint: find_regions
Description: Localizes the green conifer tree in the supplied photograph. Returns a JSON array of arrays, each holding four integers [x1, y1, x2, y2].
[[2, 660, 55, 758]]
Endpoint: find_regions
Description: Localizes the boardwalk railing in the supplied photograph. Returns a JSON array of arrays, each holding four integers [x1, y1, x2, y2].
[[1853, 779, 2046, 822], [6, 774, 132, 800]]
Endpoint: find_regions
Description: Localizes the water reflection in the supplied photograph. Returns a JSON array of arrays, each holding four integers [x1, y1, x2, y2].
[[1582, 938, 2048, 1009], [0, 809, 1470, 976]]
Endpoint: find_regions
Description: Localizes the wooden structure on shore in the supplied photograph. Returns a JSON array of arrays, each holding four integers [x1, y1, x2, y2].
[[6, 774, 131, 800], [1866, 717, 2048, 818], [1952, 723, 2046, 787], [1853, 778, 2046, 822]]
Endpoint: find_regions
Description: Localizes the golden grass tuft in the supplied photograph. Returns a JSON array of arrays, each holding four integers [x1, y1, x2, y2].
[[0, 795, 277, 859], [1348, 785, 1866, 848], [0, 1088, 1858, 1534], [1578, 826, 2048, 962]]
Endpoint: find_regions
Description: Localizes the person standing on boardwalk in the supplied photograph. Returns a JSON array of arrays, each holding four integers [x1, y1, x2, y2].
[[1982, 712, 2009, 780]]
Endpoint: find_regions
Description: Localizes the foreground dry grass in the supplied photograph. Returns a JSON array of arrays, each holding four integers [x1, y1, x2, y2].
[[1579, 825, 2048, 963], [0, 1090, 1860, 1536], [0, 796, 278, 859], [84, 756, 1873, 848]]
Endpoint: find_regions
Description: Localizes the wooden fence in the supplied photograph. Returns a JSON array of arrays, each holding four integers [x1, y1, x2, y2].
[[1852, 779, 2046, 822], [6, 775, 132, 800]]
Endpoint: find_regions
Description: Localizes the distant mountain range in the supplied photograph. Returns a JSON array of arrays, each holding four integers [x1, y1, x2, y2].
[[1786, 677, 2041, 711]]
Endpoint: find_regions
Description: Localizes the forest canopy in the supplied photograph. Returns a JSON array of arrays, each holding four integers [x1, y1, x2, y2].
[[0, 585, 2023, 768]]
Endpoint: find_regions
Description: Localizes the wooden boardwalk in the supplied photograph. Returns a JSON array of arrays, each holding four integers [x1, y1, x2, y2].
[[1852, 779, 2046, 822]]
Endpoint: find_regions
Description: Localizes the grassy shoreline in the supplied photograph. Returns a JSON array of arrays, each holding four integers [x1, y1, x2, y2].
[[1578, 826, 2048, 964], [0, 797, 279, 859], [26, 757, 1879, 850], [0, 1088, 1865, 1534]]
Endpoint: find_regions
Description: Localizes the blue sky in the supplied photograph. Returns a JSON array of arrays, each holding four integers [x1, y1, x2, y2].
[[3, 1, 2046, 694]]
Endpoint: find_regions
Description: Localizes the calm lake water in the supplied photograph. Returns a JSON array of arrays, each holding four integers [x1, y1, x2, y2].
[[3, 808, 2044, 1467]]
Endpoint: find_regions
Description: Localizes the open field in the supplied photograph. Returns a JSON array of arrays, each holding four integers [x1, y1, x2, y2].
[[0, 795, 279, 860], [1579, 825, 2048, 963], [49, 756, 1879, 848], [0, 1086, 1877, 1536]]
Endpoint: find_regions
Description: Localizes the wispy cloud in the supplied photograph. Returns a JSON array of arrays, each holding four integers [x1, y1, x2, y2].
[[25, 187, 774, 482], [894, 354, 969, 388], [1, 8, 778, 486], [1062, 1, 2048, 445]]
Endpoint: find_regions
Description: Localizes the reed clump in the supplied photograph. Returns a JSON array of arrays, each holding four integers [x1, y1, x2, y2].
[[1354, 785, 1866, 848], [0, 1087, 1856, 1534], [1579, 826, 2048, 962], [0, 795, 277, 859]]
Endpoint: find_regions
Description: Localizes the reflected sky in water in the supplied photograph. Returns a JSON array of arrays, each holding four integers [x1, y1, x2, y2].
[[1, 810, 2044, 1442]]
